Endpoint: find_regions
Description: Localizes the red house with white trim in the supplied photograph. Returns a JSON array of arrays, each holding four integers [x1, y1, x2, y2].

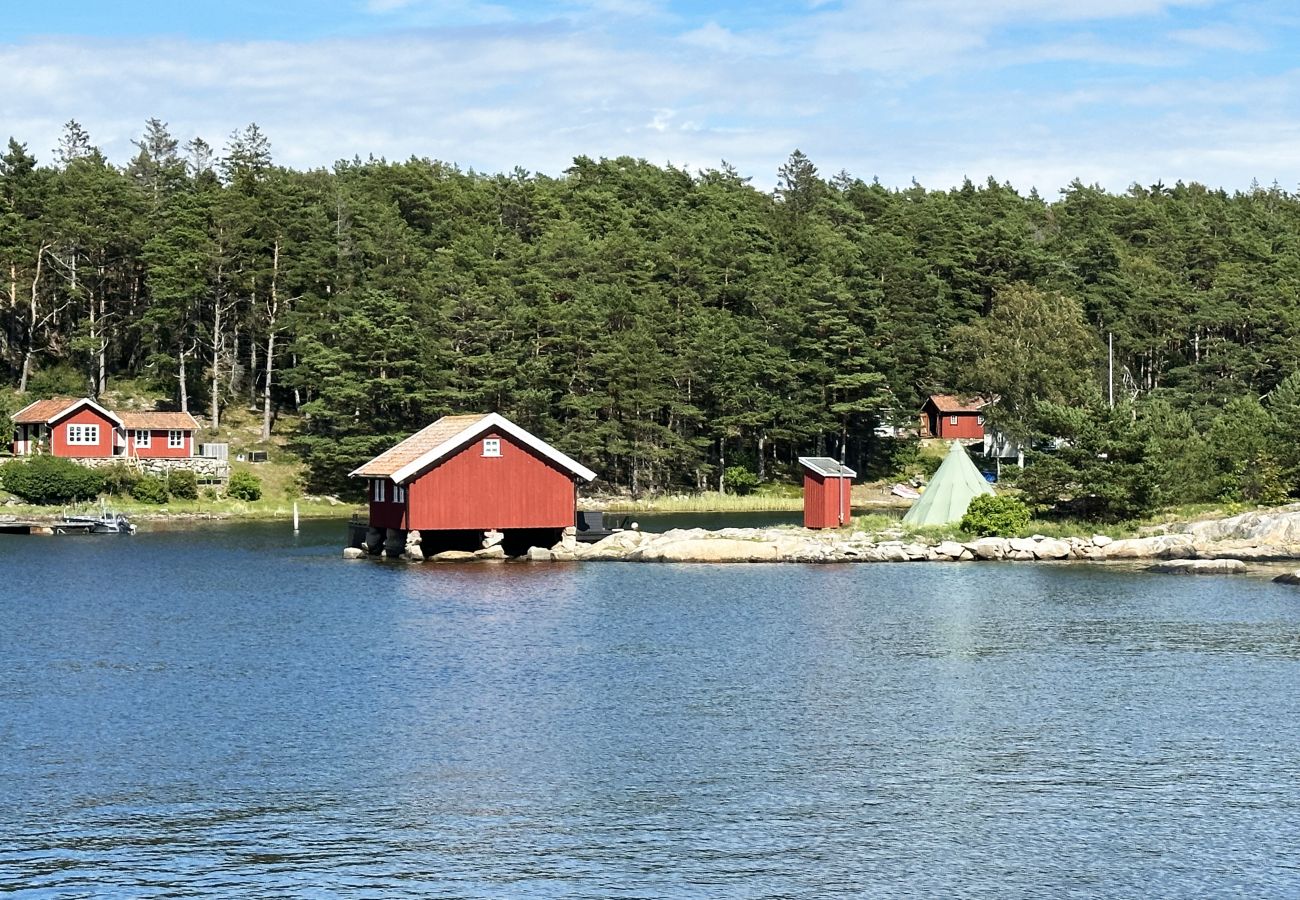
[[11, 397, 198, 460], [920, 394, 989, 440], [351, 413, 597, 546]]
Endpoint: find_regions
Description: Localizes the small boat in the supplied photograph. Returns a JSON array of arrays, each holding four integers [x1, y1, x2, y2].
[[55, 503, 137, 535], [891, 483, 922, 500]]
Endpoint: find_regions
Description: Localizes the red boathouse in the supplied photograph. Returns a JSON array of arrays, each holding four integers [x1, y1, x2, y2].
[[351, 413, 597, 552], [920, 394, 988, 440], [799, 457, 855, 529]]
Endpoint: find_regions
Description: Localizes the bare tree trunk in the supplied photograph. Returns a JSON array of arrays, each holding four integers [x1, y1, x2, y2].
[[210, 276, 223, 429], [96, 290, 107, 396], [19, 245, 48, 394], [261, 240, 280, 441], [178, 342, 189, 413]]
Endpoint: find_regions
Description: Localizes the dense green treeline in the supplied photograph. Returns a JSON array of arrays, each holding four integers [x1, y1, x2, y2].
[[3, 119, 1300, 504]]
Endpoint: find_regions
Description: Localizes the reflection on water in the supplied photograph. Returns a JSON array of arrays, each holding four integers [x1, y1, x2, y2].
[[1, 521, 1299, 896]]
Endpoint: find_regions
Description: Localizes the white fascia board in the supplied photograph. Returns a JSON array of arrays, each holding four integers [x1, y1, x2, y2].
[[390, 413, 597, 484], [49, 398, 123, 427]]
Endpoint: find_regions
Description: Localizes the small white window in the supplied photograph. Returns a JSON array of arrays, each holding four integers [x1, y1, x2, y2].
[[482, 438, 501, 457], [976, 414, 985, 425], [168, 430, 185, 449], [373, 479, 386, 502], [66, 423, 100, 445], [394, 484, 406, 503], [949, 415, 959, 425], [135, 429, 152, 448]]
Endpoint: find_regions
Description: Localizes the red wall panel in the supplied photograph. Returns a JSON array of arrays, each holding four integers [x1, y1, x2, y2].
[[803, 473, 852, 529], [404, 430, 576, 531], [935, 412, 985, 440], [128, 429, 193, 458], [50, 408, 117, 458]]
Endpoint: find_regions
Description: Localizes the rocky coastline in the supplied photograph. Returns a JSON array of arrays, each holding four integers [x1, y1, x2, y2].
[[347, 506, 1300, 581]]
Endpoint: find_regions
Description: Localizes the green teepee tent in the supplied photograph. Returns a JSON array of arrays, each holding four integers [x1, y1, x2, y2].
[[901, 441, 995, 527]]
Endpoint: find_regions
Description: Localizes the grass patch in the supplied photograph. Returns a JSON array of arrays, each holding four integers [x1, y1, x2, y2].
[[603, 491, 804, 512]]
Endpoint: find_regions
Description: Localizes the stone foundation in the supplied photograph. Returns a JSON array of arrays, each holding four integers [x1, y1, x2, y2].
[[72, 456, 230, 481]]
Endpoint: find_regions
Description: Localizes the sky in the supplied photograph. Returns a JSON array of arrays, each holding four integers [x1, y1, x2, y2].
[[3, 0, 1299, 192]]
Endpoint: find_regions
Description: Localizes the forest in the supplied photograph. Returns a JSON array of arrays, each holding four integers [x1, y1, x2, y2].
[[3, 118, 1300, 515]]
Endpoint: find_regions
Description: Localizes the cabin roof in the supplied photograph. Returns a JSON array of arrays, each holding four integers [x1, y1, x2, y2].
[[119, 411, 200, 431], [350, 412, 597, 483], [925, 394, 989, 414], [12, 396, 123, 426], [798, 456, 857, 478]]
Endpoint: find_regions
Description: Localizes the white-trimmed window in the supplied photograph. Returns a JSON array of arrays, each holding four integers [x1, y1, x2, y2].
[[949, 415, 959, 426], [976, 414, 985, 425], [66, 423, 99, 445], [168, 430, 185, 449], [394, 484, 406, 503], [373, 479, 386, 502], [482, 438, 501, 457], [135, 429, 152, 449]]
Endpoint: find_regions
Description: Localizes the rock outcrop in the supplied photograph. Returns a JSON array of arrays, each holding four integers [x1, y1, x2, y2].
[[1147, 559, 1247, 575]]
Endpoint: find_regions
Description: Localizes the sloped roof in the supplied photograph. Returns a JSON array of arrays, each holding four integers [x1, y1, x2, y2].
[[350, 413, 598, 483], [901, 441, 995, 527], [12, 397, 122, 426], [120, 411, 199, 431], [925, 394, 989, 414], [798, 456, 857, 478]]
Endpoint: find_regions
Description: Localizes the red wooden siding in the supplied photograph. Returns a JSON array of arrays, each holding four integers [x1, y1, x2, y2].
[[50, 407, 118, 458], [404, 430, 576, 531], [368, 478, 407, 530], [803, 473, 851, 529], [933, 411, 985, 439], [128, 429, 193, 458]]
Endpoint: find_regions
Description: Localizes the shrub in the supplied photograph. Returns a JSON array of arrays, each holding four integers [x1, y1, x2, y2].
[[101, 463, 141, 496], [0, 456, 104, 504], [723, 465, 760, 495], [961, 494, 1031, 537], [167, 469, 199, 500], [227, 470, 262, 501], [131, 474, 169, 504]]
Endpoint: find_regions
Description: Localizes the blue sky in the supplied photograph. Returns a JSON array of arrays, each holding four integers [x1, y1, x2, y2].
[[3, 1, 1298, 192]]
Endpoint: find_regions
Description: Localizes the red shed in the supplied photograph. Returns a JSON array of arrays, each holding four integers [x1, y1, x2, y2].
[[351, 413, 597, 538], [920, 394, 988, 440], [11, 397, 123, 458], [799, 456, 856, 529]]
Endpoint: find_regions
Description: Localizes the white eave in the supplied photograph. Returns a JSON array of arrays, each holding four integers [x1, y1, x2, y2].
[[380, 413, 597, 484], [50, 398, 123, 427]]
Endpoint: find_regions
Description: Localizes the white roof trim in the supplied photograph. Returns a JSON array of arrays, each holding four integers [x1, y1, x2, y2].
[[798, 456, 857, 478], [388, 413, 597, 484], [49, 398, 123, 427]]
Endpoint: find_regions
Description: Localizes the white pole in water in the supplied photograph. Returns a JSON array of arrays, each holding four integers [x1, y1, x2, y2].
[[293, 502, 299, 532]]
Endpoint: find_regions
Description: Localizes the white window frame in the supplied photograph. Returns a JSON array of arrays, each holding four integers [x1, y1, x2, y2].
[[394, 484, 406, 504], [976, 414, 985, 425], [66, 423, 100, 445], [949, 415, 959, 426], [168, 430, 185, 449], [482, 438, 501, 457], [373, 479, 386, 502], [135, 429, 152, 449]]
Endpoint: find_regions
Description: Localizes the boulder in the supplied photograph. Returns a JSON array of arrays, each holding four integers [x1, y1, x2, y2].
[[1032, 539, 1072, 560], [526, 546, 553, 561], [342, 547, 366, 559], [1183, 506, 1300, 546], [875, 542, 912, 562], [1272, 570, 1300, 585], [1148, 559, 1247, 575], [482, 529, 505, 549], [1101, 534, 1195, 560], [1008, 549, 1035, 561], [1091, 534, 1113, 547], [474, 545, 506, 560], [405, 544, 425, 562], [551, 548, 576, 561], [967, 537, 1008, 560], [1008, 537, 1037, 554], [584, 529, 648, 560], [935, 541, 967, 559], [650, 538, 780, 563], [432, 550, 477, 562]]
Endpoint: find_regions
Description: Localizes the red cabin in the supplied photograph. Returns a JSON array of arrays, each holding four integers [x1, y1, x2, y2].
[[351, 413, 597, 547], [11, 397, 123, 458], [120, 411, 198, 459], [799, 457, 855, 529], [920, 394, 988, 440]]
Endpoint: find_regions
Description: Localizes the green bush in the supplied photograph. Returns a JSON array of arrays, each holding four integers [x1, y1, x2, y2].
[[101, 463, 141, 496], [723, 465, 760, 495], [167, 468, 199, 500], [0, 455, 105, 504], [131, 474, 169, 504], [961, 494, 1031, 537], [227, 470, 262, 501]]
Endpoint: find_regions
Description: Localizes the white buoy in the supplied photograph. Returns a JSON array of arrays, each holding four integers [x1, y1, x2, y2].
[[293, 502, 300, 532]]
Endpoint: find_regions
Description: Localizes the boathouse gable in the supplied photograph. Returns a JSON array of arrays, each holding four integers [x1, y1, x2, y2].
[[15, 398, 124, 459], [351, 413, 596, 536], [920, 394, 988, 440]]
